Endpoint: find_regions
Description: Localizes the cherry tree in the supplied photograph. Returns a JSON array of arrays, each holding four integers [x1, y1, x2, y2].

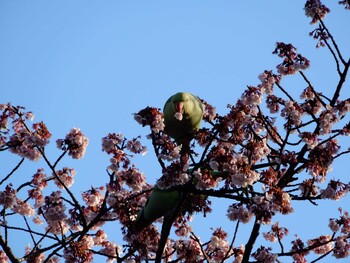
[[1, 1, 350, 262]]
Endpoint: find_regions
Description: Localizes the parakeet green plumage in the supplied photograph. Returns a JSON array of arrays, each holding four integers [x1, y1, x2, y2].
[[132, 185, 181, 232], [130, 93, 205, 233], [163, 92, 204, 151]]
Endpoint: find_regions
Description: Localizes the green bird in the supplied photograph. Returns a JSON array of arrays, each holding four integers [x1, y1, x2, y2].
[[130, 170, 226, 233], [131, 185, 181, 232], [163, 92, 204, 153], [130, 93, 205, 234]]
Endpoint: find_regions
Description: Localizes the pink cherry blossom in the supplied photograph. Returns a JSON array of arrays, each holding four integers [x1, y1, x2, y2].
[[252, 246, 278, 263], [54, 167, 76, 189], [307, 235, 333, 255], [227, 204, 253, 224], [304, 0, 330, 24], [0, 250, 9, 263], [101, 132, 123, 154], [333, 236, 350, 258], [56, 128, 89, 159]]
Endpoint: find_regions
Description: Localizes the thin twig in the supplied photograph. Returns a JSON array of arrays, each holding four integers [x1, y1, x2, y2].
[[0, 158, 25, 186], [191, 231, 211, 262], [221, 220, 240, 263], [298, 71, 327, 108], [330, 59, 350, 107], [318, 19, 347, 66]]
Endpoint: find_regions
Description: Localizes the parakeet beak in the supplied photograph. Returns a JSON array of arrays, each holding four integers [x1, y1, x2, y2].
[[175, 102, 184, 113]]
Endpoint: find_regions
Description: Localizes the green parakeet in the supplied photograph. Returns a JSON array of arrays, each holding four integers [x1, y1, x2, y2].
[[130, 170, 226, 233], [163, 92, 204, 152], [130, 93, 205, 233], [132, 185, 181, 232]]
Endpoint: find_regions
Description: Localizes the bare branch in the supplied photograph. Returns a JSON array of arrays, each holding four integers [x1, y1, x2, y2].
[[0, 158, 25, 186]]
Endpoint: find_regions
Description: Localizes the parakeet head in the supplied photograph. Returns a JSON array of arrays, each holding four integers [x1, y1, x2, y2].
[[168, 92, 196, 119], [163, 92, 204, 143]]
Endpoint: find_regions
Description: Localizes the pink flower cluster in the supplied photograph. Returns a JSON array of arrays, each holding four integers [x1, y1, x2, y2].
[[273, 42, 310, 75], [1, 104, 52, 161], [98, 234, 121, 263], [299, 178, 319, 197], [0, 250, 9, 263], [227, 204, 253, 224], [134, 107, 165, 134], [200, 98, 217, 122], [126, 137, 147, 156], [308, 235, 333, 255], [306, 139, 340, 180], [291, 238, 309, 262], [321, 180, 350, 200], [7, 121, 51, 161], [0, 185, 35, 217], [116, 166, 146, 192], [209, 147, 262, 188], [28, 169, 48, 210], [41, 191, 69, 235], [300, 86, 324, 115], [0, 103, 34, 144], [228, 189, 293, 226], [304, 0, 330, 24], [331, 210, 350, 235], [56, 128, 89, 159], [54, 167, 76, 188], [205, 228, 232, 261], [156, 160, 190, 189], [281, 100, 303, 127], [63, 236, 94, 263], [333, 236, 350, 258], [193, 168, 222, 190], [174, 216, 193, 237], [263, 222, 289, 243], [252, 246, 278, 263], [101, 132, 123, 153], [173, 238, 203, 262], [258, 70, 281, 95]]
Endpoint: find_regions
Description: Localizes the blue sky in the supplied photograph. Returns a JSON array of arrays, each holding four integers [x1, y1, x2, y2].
[[1, 1, 350, 262]]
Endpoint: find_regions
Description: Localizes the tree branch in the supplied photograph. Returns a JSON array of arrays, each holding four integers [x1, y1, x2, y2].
[[0, 158, 25, 186], [242, 218, 261, 263], [0, 234, 19, 263]]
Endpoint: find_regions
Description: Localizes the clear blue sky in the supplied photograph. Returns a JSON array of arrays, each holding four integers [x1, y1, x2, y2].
[[1, 1, 350, 262]]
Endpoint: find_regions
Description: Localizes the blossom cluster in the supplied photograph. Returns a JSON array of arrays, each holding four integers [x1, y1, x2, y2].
[[304, 0, 330, 24], [263, 222, 289, 243], [227, 189, 293, 226], [0, 103, 52, 160], [41, 191, 69, 235], [54, 167, 76, 188], [133, 106, 165, 134], [205, 228, 232, 261], [56, 128, 89, 159], [273, 42, 310, 75], [252, 246, 278, 263], [0, 185, 35, 217]]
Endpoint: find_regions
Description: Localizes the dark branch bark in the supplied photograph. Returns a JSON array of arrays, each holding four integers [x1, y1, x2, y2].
[[242, 218, 261, 263], [0, 234, 19, 263]]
